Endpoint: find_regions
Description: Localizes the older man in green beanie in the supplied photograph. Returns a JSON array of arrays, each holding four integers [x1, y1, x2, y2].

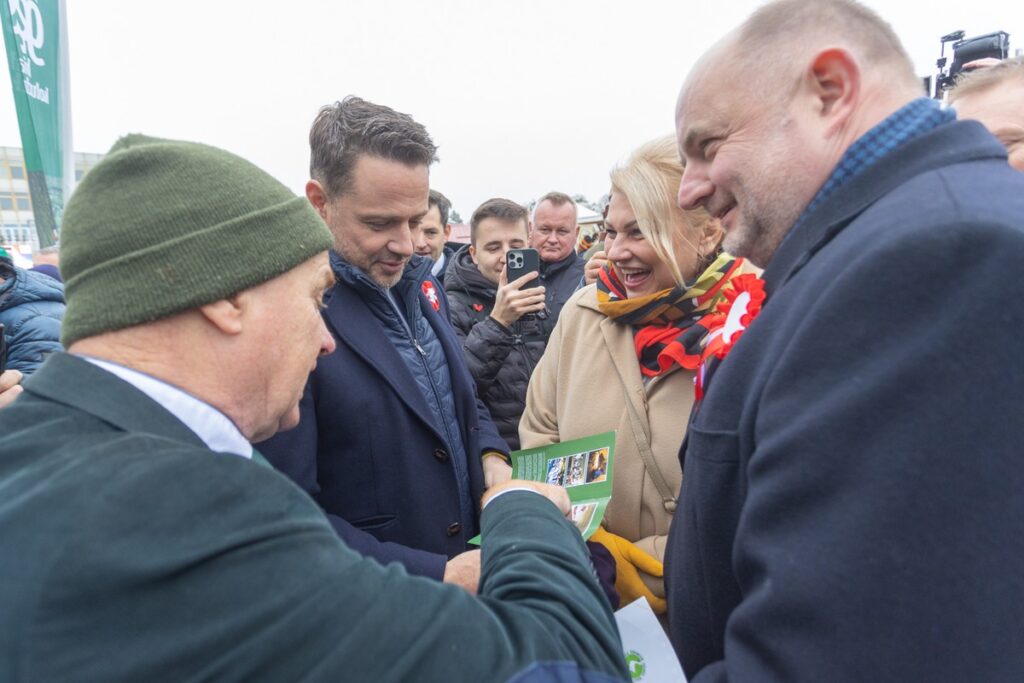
[[0, 135, 628, 682]]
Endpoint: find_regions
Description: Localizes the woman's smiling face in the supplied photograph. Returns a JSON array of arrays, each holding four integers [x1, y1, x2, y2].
[[605, 190, 696, 298]]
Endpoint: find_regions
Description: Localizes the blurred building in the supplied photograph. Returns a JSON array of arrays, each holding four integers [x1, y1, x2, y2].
[[449, 223, 471, 244], [1, 145, 102, 252]]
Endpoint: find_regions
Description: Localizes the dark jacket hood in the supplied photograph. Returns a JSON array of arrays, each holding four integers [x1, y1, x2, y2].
[[0, 266, 65, 309], [444, 246, 497, 301]]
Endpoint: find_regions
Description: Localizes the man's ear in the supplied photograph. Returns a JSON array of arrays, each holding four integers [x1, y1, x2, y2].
[[306, 179, 329, 219], [198, 294, 246, 335], [443, 223, 452, 238], [700, 218, 725, 256], [469, 244, 478, 265], [805, 48, 860, 135]]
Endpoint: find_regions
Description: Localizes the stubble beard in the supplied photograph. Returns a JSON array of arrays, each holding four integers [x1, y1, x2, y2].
[[724, 168, 808, 268], [371, 264, 405, 290], [722, 212, 778, 269], [335, 235, 404, 290]]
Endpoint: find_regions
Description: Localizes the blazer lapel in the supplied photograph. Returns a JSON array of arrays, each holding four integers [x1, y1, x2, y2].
[[322, 281, 437, 424], [24, 353, 209, 448]]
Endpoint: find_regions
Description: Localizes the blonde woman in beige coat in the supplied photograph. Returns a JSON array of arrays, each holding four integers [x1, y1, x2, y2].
[[520, 135, 758, 615]]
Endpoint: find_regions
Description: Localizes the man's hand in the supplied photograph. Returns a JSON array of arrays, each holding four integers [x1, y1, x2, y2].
[[443, 549, 482, 594], [490, 267, 546, 328], [483, 455, 513, 489], [963, 57, 1002, 70], [584, 250, 608, 286], [481, 479, 570, 516], [0, 369, 23, 410]]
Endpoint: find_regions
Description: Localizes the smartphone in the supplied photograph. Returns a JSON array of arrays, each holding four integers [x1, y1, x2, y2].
[[0, 323, 6, 375], [506, 248, 541, 288]]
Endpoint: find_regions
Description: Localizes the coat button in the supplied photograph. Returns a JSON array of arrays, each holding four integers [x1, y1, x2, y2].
[[433, 448, 449, 462], [446, 522, 462, 537]]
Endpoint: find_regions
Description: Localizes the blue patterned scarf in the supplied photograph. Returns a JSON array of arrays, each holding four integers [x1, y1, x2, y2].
[[795, 97, 955, 228]]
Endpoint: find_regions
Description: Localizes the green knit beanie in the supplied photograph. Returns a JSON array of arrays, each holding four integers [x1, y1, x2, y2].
[[59, 134, 334, 346]]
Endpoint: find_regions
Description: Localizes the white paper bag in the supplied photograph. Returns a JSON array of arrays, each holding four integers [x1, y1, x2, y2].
[[614, 598, 687, 682]]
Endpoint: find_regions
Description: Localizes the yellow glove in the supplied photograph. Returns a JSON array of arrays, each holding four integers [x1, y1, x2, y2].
[[590, 526, 666, 614]]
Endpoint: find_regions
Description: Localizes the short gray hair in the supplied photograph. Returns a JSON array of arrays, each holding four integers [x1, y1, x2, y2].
[[949, 56, 1024, 103], [533, 191, 577, 223]]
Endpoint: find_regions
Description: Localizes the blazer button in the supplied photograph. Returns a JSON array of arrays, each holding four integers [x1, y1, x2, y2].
[[446, 522, 462, 537], [433, 448, 449, 462]]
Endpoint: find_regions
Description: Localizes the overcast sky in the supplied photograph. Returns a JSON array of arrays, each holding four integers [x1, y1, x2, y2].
[[2, 1, 1021, 218]]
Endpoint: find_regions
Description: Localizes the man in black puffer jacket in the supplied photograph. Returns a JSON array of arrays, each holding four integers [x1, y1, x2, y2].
[[445, 199, 549, 450]]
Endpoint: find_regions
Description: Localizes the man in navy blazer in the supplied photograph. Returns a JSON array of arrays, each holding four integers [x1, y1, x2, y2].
[[258, 96, 511, 589], [666, 1, 1024, 681]]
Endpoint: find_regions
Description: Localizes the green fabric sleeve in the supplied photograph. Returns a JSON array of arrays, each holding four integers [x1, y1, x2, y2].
[[28, 451, 627, 682]]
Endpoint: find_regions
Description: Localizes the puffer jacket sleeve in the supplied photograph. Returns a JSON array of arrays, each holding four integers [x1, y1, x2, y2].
[[518, 309, 563, 449], [461, 317, 516, 396], [5, 310, 63, 376], [1, 269, 65, 378], [448, 292, 516, 397]]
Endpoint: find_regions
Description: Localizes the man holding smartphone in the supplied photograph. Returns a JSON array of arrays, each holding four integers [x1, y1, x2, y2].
[[0, 133, 628, 682], [444, 198, 546, 450]]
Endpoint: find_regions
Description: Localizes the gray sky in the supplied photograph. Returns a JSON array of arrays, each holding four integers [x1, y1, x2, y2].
[[2, 0, 1022, 218]]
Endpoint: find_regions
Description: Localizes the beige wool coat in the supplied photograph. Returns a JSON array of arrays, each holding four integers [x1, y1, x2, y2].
[[520, 285, 694, 598]]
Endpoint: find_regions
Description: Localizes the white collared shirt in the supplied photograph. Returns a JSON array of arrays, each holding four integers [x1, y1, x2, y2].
[[431, 251, 447, 277], [81, 356, 252, 459]]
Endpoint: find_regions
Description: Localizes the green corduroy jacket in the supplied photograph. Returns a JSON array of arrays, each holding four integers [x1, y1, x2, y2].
[[0, 353, 628, 682]]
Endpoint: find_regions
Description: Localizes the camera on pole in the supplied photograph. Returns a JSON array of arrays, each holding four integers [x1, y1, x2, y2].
[[931, 30, 1011, 99]]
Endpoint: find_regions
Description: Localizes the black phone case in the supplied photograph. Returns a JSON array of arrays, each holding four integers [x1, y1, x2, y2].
[[506, 248, 541, 288]]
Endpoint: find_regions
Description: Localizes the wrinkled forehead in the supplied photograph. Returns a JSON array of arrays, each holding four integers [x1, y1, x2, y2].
[[534, 201, 577, 225], [675, 69, 739, 160]]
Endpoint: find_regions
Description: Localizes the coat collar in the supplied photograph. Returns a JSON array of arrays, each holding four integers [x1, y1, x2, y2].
[[321, 259, 453, 439], [762, 120, 1005, 297], [0, 264, 65, 307], [444, 246, 497, 300], [329, 251, 433, 297], [23, 353, 208, 449], [540, 251, 583, 279], [571, 286, 684, 386]]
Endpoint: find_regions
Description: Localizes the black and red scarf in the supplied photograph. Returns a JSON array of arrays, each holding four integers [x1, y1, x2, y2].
[[596, 253, 755, 379]]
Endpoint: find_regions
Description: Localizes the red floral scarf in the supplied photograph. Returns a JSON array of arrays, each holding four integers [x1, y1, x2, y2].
[[596, 254, 764, 395]]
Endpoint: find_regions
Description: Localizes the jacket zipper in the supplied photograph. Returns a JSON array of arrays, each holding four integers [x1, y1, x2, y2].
[[386, 288, 465, 496]]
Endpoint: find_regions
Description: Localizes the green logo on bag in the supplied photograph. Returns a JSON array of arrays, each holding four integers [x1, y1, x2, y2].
[[625, 650, 646, 680]]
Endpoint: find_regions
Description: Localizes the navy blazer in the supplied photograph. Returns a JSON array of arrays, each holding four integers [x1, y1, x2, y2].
[[258, 256, 506, 580], [665, 120, 1024, 681]]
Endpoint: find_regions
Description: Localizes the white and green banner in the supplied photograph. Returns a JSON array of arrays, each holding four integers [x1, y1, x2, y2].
[[2, 0, 73, 248]]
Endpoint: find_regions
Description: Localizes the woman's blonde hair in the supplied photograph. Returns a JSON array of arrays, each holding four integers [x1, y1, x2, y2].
[[609, 135, 722, 285]]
